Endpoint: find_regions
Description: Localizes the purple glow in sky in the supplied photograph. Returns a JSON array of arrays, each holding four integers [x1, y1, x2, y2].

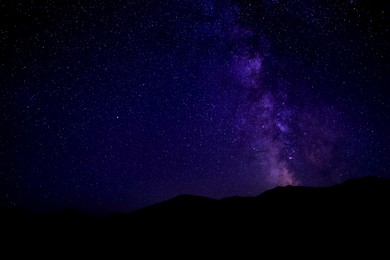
[[1, 0, 388, 213]]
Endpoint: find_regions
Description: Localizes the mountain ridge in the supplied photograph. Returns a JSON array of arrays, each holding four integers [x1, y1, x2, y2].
[[1, 176, 389, 251]]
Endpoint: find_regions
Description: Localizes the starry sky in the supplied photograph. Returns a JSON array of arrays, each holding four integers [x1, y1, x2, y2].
[[1, 0, 389, 213]]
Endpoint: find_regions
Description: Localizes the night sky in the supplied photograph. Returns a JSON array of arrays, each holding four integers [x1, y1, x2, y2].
[[1, 0, 389, 213]]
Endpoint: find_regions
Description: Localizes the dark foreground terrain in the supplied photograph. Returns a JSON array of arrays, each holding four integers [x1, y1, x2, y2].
[[1, 176, 390, 253]]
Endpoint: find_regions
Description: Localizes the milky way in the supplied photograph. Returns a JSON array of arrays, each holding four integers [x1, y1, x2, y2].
[[1, 0, 388, 212], [198, 0, 357, 190]]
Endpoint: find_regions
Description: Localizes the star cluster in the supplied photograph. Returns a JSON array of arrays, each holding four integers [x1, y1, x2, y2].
[[1, 0, 388, 213]]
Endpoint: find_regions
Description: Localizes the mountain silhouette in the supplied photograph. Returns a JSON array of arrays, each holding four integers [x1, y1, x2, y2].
[[1, 176, 390, 253]]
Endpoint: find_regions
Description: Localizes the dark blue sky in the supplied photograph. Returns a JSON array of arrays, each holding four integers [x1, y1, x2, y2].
[[1, 0, 389, 213]]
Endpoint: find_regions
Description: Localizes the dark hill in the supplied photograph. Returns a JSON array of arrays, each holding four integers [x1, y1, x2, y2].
[[1, 176, 390, 253]]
